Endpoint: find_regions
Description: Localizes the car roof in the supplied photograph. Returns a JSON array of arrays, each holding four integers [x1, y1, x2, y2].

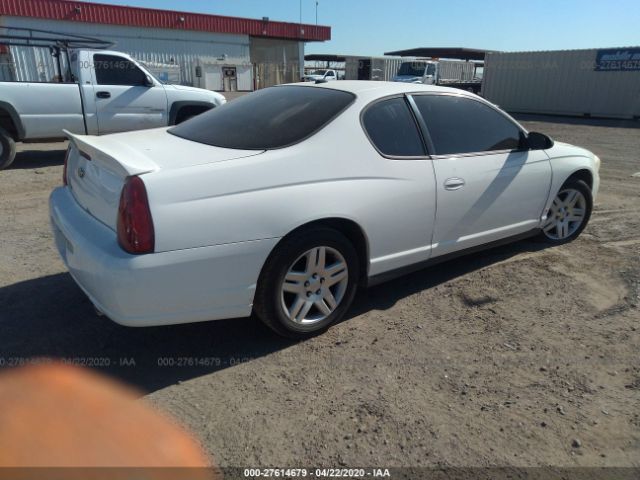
[[284, 80, 469, 100]]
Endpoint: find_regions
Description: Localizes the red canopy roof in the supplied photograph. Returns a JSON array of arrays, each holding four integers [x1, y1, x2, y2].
[[0, 0, 330, 42]]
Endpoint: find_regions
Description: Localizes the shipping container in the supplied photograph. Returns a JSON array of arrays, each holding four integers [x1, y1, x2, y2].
[[482, 48, 640, 119]]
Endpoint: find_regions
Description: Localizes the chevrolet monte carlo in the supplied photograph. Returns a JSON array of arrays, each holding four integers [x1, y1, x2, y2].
[[49, 81, 600, 337]]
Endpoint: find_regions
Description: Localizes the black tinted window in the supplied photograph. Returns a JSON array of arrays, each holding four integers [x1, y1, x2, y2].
[[94, 54, 147, 86], [362, 97, 425, 157], [397, 62, 426, 76], [169, 86, 355, 150], [413, 95, 522, 155]]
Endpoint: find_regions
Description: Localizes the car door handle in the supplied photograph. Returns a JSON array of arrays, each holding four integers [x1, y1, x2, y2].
[[96, 91, 111, 99], [444, 177, 466, 190]]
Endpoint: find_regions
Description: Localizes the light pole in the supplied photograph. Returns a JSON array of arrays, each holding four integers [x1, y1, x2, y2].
[[300, 1, 319, 26]]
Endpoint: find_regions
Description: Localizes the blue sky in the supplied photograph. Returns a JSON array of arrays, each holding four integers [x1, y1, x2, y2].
[[90, 0, 640, 56]]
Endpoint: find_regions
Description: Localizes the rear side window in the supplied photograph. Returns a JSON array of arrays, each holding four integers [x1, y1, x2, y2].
[[169, 86, 355, 150], [412, 95, 522, 155], [362, 97, 425, 157], [94, 54, 147, 86]]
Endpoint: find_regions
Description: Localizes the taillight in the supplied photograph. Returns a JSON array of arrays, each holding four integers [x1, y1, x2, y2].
[[117, 176, 155, 254], [63, 147, 70, 186]]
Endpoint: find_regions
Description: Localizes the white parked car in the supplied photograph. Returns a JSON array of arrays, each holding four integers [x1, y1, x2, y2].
[[49, 81, 600, 337]]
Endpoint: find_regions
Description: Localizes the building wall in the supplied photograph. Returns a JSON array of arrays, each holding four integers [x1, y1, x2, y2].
[[250, 37, 303, 88], [483, 48, 640, 119], [0, 15, 253, 89]]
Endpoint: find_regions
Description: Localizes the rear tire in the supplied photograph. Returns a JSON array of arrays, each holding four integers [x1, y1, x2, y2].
[[0, 127, 17, 170], [254, 227, 360, 339], [538, 179, 592, 244]]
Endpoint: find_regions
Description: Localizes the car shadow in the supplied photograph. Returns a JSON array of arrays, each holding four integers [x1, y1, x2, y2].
[[0, 238, 549, 394], [8, 146, 67, 170], [347, 238, 549, 319], [0, 271, 293, 393]]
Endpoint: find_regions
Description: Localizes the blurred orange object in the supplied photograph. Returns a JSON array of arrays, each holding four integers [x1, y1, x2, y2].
[[0, 363, 220, 480]]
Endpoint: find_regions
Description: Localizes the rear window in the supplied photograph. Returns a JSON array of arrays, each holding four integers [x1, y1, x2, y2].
[[168, 86, 355, 150]]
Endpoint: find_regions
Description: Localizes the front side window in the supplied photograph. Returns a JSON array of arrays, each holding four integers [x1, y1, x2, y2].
[[169, 86, 355, 150], [412, 95, 522, 155], [362, 97, 425, 157], [94, 54, 147, 86]]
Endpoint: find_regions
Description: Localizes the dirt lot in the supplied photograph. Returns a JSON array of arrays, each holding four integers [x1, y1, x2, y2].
[[0, 115, 638, 471]]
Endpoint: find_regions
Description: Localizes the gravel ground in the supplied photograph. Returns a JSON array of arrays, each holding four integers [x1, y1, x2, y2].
[[0, 115, 638, 470]]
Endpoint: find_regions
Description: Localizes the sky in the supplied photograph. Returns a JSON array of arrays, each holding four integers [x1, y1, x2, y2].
[[87, 0, 640, 56]]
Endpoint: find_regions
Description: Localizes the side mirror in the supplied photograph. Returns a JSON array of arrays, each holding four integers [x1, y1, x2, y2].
[[526, 131, 554, 150], [144, 74, 154, 87]]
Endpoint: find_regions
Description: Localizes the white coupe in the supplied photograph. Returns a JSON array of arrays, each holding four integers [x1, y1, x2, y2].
[[50, 81, 600, 337]]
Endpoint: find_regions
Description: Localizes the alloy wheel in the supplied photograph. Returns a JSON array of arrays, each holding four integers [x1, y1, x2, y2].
[[542, 188, 587, 240], [280, 246, 349, 325]]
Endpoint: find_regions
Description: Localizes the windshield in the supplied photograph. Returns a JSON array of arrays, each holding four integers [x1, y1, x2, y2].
[[168, 86, 355, 150], [311, 69, 327, 76], [137, 60, 165, 84], [397, 62, 427, 77]]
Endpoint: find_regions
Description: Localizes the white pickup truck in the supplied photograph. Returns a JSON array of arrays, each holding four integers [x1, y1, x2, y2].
[[392, 60, 482, 95], [301, 69, 339, 82], [0, 48, 226, 169]]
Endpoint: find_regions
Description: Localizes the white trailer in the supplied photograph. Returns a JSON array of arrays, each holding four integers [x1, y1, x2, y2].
[[344, 56, 404, 81]]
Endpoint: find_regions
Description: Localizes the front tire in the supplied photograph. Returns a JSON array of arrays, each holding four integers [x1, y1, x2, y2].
[[539, 179, 592, 244], [254, 227, 360, 338], [0, 127, 17, 170]]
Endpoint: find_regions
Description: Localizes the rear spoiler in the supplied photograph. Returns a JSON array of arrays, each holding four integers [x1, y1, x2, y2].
[[64, 130, 159, 178]]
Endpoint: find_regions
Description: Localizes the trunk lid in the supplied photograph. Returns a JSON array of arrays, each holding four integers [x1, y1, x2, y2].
[[64, 128, 264, 230]]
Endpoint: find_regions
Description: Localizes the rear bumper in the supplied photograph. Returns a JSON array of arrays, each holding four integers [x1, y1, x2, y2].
[[49, 187, 278, 327]]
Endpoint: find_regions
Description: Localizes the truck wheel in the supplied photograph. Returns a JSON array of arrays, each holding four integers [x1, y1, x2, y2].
[[0, 127, 17, 170]]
